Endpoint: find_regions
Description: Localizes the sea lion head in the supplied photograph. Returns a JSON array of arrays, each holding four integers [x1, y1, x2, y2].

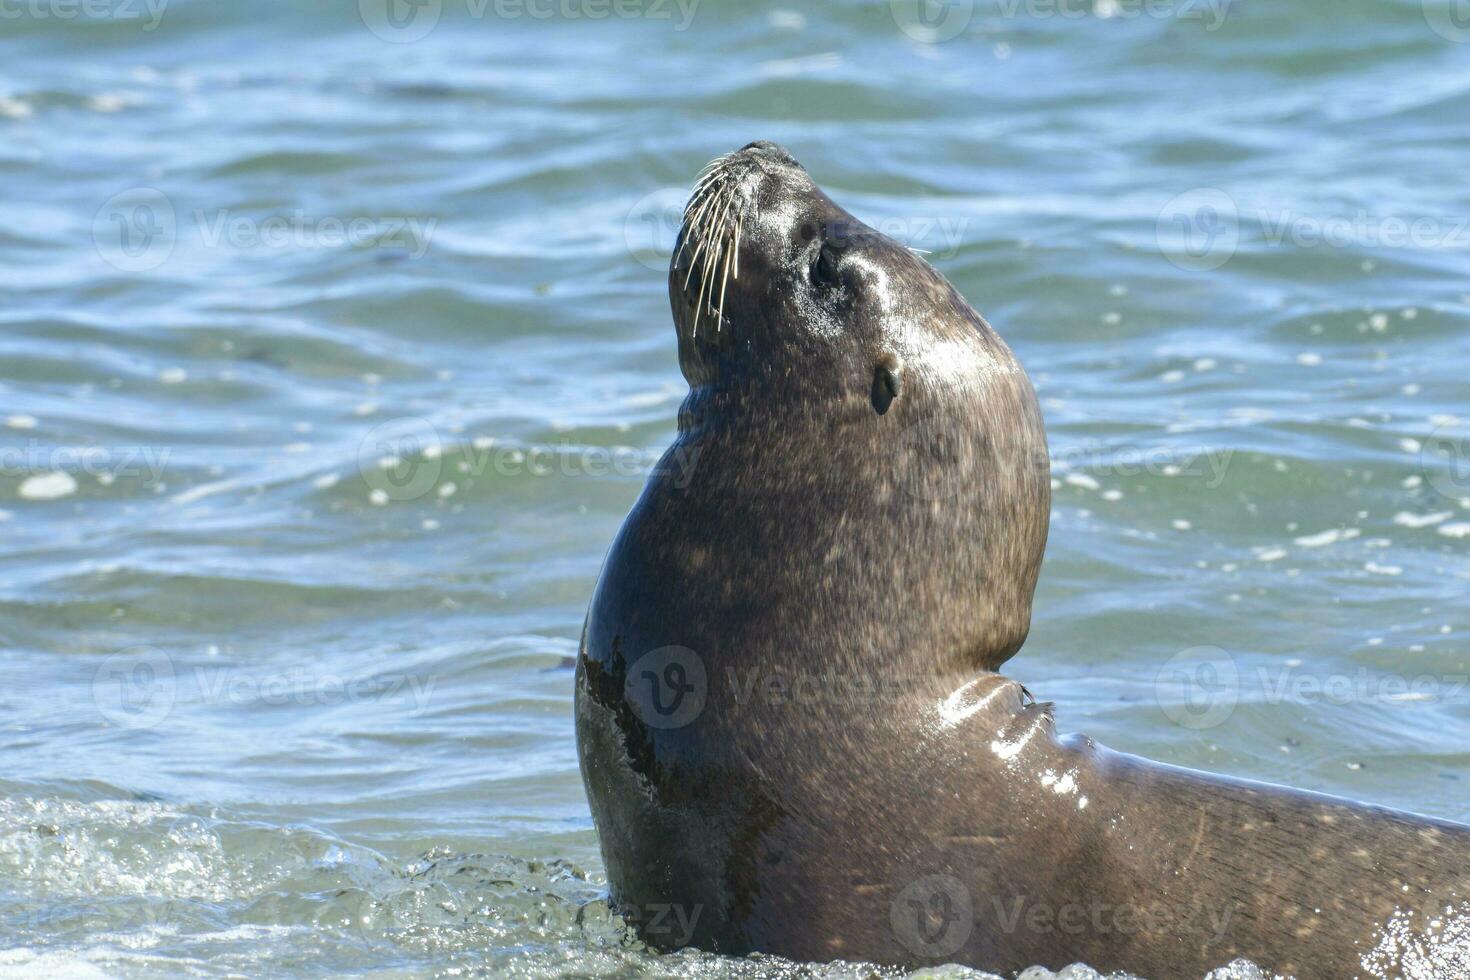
[[666, 141, 1049, 673]]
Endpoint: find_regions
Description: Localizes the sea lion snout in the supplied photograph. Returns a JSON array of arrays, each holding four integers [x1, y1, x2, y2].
[[672, 142, 926, 369]]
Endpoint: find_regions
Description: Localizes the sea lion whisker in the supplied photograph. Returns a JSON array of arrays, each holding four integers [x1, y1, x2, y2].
[[698, 194, 737, 320], [684, 185, 730, 293], [696, 229, 722, 329], [708, 192, 735, 262], [693, 153, 730, 183], [690, 165, 727, 198], [684, 180, 721, 222], [683, 188, 718, 241], [684, 207, 716, 291], [677, 189, 719, 269], [716, 234, 733, 330]]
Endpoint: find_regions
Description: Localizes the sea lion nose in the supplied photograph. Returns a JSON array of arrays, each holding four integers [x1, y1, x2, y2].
[[738, 140, 802, 170]]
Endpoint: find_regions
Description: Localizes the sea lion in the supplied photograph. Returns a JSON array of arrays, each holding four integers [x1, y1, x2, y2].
[[575, 141, 1470, 978]]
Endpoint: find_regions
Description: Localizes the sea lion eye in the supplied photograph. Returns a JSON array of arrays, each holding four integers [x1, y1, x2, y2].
[[871, 357, 902, 415], [811, 241, 843, 290]]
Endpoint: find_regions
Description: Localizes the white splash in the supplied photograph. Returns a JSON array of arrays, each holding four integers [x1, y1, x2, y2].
[[19, 472, 77, 501], [1394, 512, 1452, 529], [1036, 769, 1091, 811], [936, 678, 1009, 728], [172, 478, 241, 506], [990, 715, 1047, 764], [1361, 902, 1470, 980], [1294, 527, 1360, 548], [1039, 769, 1078, 795]]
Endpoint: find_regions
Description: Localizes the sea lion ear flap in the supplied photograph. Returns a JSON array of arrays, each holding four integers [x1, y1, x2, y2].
[[871, 355, 903, 415]]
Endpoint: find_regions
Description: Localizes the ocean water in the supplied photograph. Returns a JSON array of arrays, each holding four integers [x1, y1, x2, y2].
[[2, 0, 1470, 976]]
